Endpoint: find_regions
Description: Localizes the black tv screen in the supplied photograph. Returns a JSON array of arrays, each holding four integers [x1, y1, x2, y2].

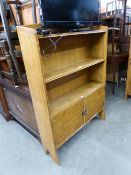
[[39, 0, 100, 29]]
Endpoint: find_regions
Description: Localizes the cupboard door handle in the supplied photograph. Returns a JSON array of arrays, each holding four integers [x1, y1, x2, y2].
[[81, 109, 87, 116]]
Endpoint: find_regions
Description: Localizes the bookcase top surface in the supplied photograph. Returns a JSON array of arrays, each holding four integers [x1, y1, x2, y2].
[[17, 24, 107, 39], [38, 30, 106, 39]]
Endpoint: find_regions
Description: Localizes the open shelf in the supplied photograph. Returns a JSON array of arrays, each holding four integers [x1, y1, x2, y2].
[[49, 81, 104, 118], [45, 58, 104, 83]]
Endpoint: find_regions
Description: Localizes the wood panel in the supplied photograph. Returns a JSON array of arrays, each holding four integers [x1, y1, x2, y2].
[[52, 100, 84, 147], [20, 0, 40, 25], [0, 86, 10, 120], [84, 87, 105, 122], [47, 70, 90, 101], [126, 37, 131, 97], [9, 0, 40, 25], [17, 26, 59, 164]]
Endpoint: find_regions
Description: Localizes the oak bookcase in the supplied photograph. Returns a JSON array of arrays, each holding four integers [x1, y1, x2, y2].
[[126, 37, 131, 98], [17, 24, 108, 164]]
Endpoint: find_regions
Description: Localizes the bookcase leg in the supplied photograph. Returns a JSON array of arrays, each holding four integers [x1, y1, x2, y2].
[[41, 140, 60, 164], [99, 109, 105, 120], [42, 142, 60, 164], [49, 150, 60, 165]]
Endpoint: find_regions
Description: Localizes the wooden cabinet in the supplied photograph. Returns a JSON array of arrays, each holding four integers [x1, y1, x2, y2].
[[0, 78, 40, 138], [17, 25, 108, 164]]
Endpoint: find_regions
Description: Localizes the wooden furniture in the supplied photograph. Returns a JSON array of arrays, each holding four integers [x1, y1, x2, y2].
[[0, 1, 40, 139], [107, 53, 128, 94], [17, 24, 108, 164], [101, 0, 127, 35], [0, 85, 10, 120], [20, 0, 40, 25], [101, 0, 129, 94], [0, 77, 40, 139], [126, 36, 131, 98], [10, 0, 40, 25], [107, 28, 129, 94], [125, 22, 131, 36], [0, 39, 23, 83]]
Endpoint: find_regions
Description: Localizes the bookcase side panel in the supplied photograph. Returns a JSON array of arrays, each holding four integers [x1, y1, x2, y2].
[[17, 27, 59, 164], [126, 38, 131, 96]]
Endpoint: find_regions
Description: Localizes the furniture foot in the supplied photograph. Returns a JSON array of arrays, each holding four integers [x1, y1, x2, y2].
[[99, 109, 105, 120], [4, 113, 12, 121], [42, 142, 60, 165], [49, 150, 60, 165]]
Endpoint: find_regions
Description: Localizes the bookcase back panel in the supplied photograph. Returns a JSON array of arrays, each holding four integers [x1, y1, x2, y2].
[[46, 62, 105, 101], [39, 34, 103, 74], [91, 34, 105, 59], [46, 69, 90, 101], [89, 63, 106, 83]]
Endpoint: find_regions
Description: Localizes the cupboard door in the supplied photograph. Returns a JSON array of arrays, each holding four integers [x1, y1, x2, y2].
[[84, 87, 105, 123], [51, 100, 84, 147]]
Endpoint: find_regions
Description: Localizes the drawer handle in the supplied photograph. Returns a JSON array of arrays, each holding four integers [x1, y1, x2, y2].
[[16, 105, 23, 113]]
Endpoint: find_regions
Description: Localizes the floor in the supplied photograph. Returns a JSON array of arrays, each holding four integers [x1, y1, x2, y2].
[[0, 83, 131, 175]]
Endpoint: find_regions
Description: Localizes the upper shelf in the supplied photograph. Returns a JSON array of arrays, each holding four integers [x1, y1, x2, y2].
[[45, 58, 104, 83], [38, 30, 106, 39]]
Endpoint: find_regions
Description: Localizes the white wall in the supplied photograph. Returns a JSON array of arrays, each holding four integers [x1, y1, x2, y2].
[[101, 0, 131, 8], [101, 0, 131, 13], [127, 1, 131, 7]]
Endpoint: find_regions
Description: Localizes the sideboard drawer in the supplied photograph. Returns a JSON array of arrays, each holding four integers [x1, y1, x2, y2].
[[4, 89, 39, 134]]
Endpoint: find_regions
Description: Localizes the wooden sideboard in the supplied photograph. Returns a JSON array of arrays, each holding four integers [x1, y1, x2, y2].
[[17, 24, 108, 164], [0, 78, 40, 139]]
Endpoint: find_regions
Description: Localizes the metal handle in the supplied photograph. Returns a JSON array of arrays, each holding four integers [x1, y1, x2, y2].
[[16, 105, 23, 113], [81, 109, 87, 116]]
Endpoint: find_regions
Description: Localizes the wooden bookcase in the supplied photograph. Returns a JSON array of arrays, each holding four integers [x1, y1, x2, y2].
[[126, 37, 131, 98], [17, 25, 108, 164]]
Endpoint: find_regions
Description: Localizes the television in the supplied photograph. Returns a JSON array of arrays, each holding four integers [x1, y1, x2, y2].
[[38, 0, 100, 30]]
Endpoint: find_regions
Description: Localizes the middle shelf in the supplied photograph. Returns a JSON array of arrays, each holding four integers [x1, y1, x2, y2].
[[44, 58, 104, 83]]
